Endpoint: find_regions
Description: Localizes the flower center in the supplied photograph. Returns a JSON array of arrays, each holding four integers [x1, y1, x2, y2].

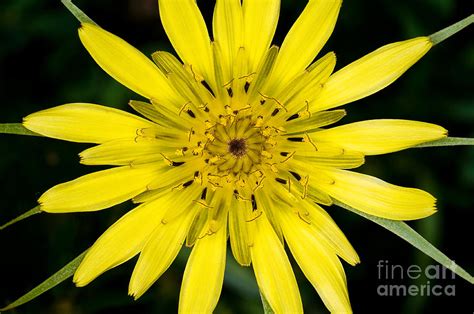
[[228, 138, 247, 157], [203, 116, 268, 175]]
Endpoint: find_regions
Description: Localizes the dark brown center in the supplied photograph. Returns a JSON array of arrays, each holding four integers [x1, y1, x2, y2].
[[228, 138, 247, 157]]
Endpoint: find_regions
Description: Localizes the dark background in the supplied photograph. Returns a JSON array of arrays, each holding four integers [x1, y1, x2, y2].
[[0, 0, 472, 313]]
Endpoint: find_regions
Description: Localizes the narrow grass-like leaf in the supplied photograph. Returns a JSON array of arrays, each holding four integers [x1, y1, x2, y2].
[[0, 123, 41, 137], [61, 0, 97, 25], [260, 291, 275, 314], [415, 137, 474, 148], [430, 14, 473, 45], [0, 206, 41, 231], [335, 200, 474, 284], [0, 250, 87, 311]]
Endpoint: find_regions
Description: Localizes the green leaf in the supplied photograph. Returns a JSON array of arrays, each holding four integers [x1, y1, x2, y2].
[[61, 0, 97, 25], [0, 206, 41, 231], [415, 137, 474, 147], [0, 123, 41, 137], [0, 250, 87, 312], [429, 14, 473, 45], [260, 291, 274, 314], [335, 200, 474, 284]]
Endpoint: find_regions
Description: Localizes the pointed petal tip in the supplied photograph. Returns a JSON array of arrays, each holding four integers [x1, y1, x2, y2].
[[344, 252, 361, 266], [78, 22, 92, 33], [128, 284, 144, 301], [22, 115, 35, 130], [327, 51, 336, 60], [73, 280, 86, 288], [37, 199, 47, 209], [234, 259, 252, 267], [72, 273, 87, 287]]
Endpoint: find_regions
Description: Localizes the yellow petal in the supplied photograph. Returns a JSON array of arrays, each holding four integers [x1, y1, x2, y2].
[[23, 103, 153, 144], [243, 0, 280, 72], [226, 47, 250, 106], [246, 46, 279, 104], [79, 125, 189, 166], [251, 214, 303, 313], [290, 148, 365, 169], [315, 119, 447, 155], [80, 139, 162, 166], [158, 0, 214, 86], [39, 165, 156, 213], [179, 225, 227, 314], [129, 100, 189, 131], [285, 110, 346, 135], [151, 52, 215, 113], [262, 179, 359, 265], [213, 0, 244, 81], [228, 198, 252, 266], [255, 191, 283, 243], [304, 201, 359, 266], [186, 209, 208, 247], [78, 23, 175, 103], [278, 209, 352, 313], [267, 0, 341, 93], [314, 37, 432, 110], [74, 198, 168, 286], [275, 52, 336, 114], [318, 169, 437, 220], [129, 191, 199, 299]]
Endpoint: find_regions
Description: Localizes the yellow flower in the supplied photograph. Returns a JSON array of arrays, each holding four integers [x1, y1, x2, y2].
[[23, 0, 447, 313]]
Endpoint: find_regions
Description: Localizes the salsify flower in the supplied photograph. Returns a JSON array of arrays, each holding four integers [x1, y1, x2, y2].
[[22, 0, 448, 313]]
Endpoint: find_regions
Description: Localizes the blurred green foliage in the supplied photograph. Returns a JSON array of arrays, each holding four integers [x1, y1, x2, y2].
[[0, 0, 472, 313]]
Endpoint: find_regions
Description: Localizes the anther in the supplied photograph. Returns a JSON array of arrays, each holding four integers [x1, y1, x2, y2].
[[244, 81, 250, 93], [201, 80, 215, 97], [275, 178, 287, 184], [251, 194, 257, 211], [182, 180, 194, 188], [286, 113, 299, 121], [287, 137, 304, 142], [201, 187, 208, 200], [187, 109, 196, 118], [289, 171, 302, 181]]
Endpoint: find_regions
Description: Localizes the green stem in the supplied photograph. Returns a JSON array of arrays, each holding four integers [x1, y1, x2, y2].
[[415, 137, 474, 148], [61, 0, 97, 25], [429, 14, 473, 45], [0, 123, 41, 137], [335, 200, 474, 284], [0, 250, 87, 311], [0, 206, 41, 231]]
